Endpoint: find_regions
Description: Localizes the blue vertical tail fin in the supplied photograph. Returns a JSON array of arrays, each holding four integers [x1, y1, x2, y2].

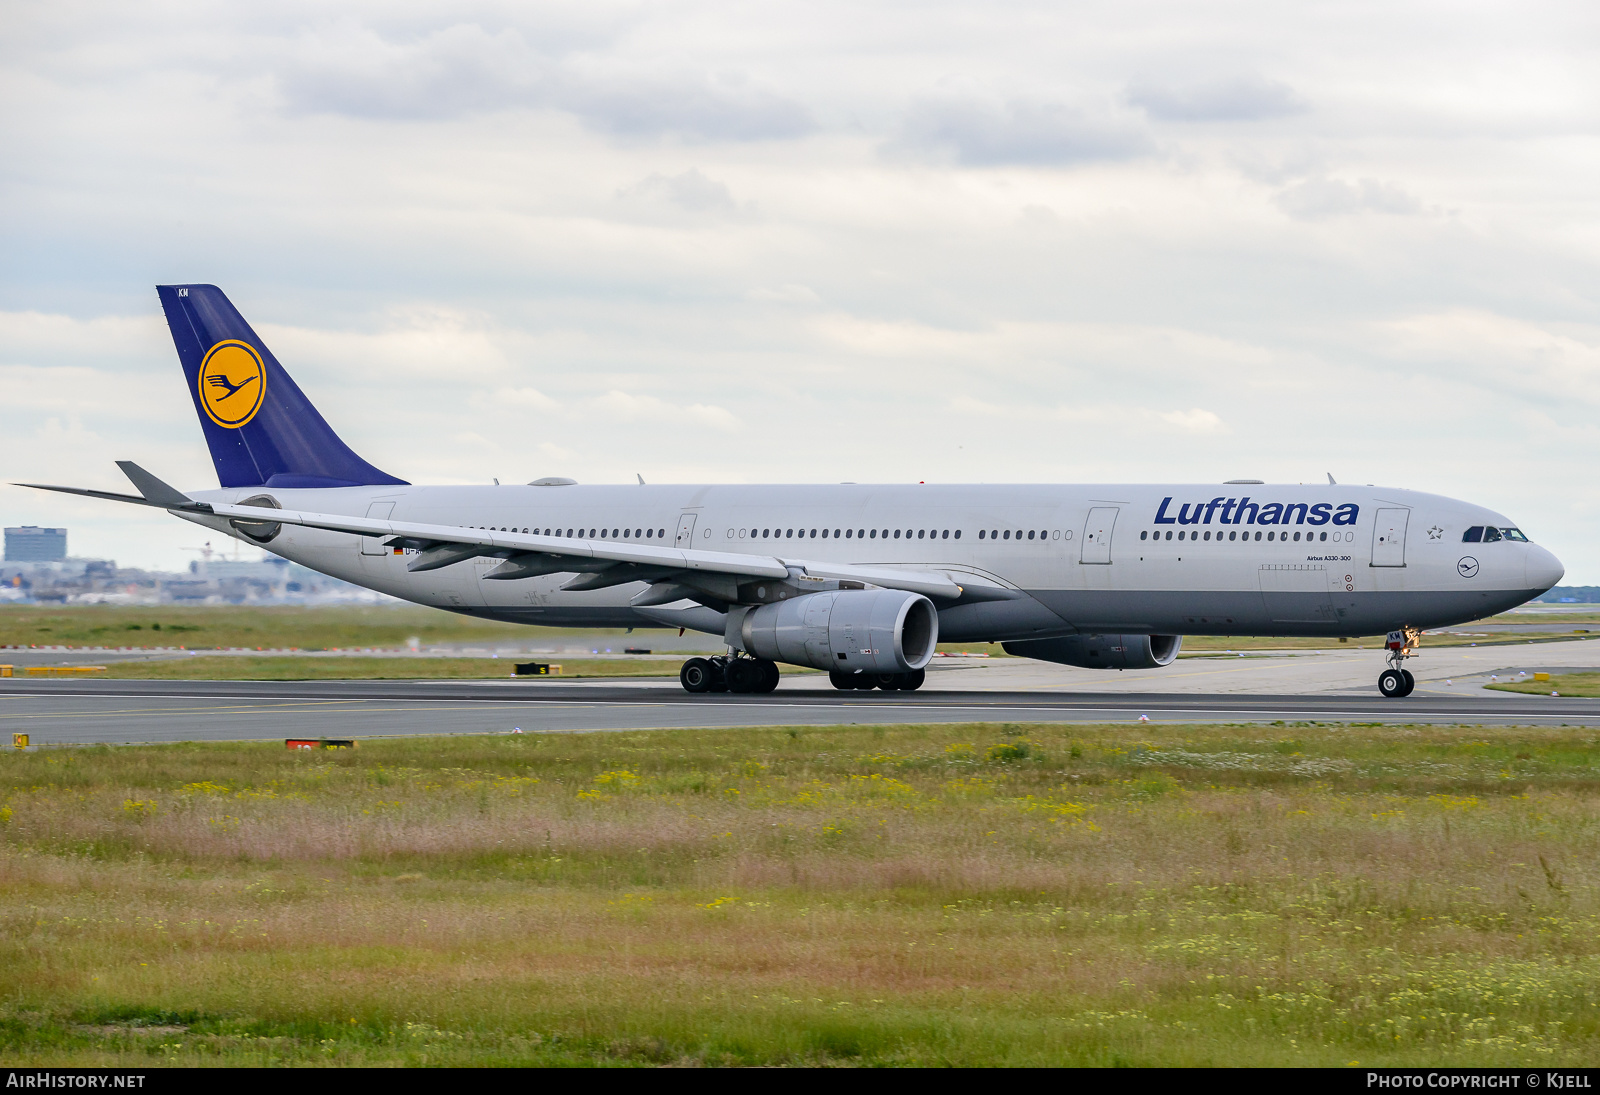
[[157, 284, 407, 489]]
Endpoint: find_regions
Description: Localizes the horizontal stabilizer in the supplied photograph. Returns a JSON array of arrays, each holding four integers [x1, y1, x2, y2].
[[14, 477, 212, 514]]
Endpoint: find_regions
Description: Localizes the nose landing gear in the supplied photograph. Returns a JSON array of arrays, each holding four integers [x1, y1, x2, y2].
[[680, 655, 780, 694], [1378, 628, 1419, 697]]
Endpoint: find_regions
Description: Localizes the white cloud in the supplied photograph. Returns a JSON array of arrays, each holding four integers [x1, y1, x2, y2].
[[591, 390, 743, 432], [1156, 408, 1228, 433], [490, 386, 561, 411], [617, 169, 738, 213], [746, 284, 821, 304], [949, 395, 1229, 436]]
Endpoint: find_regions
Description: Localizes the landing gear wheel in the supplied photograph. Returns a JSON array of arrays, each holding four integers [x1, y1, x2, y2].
[[726, 659, 766, 694], [680, 657, 713, 694], [1400, 669, 1415, 697], [1379, 669, 1406, 698], [758, 660, 781, 693], [829, 670, 862, 690], [871, 673, 901, 691], [900, 668, 926, 691]]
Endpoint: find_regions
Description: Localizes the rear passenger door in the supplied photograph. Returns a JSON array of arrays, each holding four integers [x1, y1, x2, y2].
[[675, 514, 698, 547], [360, 501, 395, 556]]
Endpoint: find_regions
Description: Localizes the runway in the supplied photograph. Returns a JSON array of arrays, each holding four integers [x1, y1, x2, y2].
[[7, 639, 1600, 745], [5, 673, 1600, 745]]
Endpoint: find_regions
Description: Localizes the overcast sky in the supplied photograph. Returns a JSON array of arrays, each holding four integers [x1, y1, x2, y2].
[[3, 0, 1598, 580]]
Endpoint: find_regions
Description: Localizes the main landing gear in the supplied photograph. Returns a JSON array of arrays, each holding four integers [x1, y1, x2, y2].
[[1378, 627, 1420, 697], [680, 655, 780, 694], [830, 669, 926, 691]]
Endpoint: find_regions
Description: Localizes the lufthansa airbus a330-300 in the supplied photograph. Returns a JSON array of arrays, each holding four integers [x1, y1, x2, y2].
[[21, 285, 1565, 697]]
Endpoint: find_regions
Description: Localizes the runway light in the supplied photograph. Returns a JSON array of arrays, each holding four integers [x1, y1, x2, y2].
[[1138, 714, 1150, 722], [511, 727, 523, 734]]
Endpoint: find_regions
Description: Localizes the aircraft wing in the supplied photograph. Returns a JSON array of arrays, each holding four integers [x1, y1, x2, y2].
[[16, 465, 965, 602], [206, 500, 966, 601]]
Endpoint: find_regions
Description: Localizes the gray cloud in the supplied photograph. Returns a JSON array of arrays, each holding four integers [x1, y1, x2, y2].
[[562, 74, 813, 141], [618, 169, 737, 213], [1128, 77, 1307, 121], [894, 96, 1150, 165], [278, 22, 813, 140], [1275, 177, 1425, 219], [278, 23, 543, 120]]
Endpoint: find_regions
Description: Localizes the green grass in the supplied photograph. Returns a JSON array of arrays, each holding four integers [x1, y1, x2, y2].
[[3, 722, 1599, 1066], [0, 604, 642, 651], [89, 656, 685, 680], [1487, 672, 1600, 697]]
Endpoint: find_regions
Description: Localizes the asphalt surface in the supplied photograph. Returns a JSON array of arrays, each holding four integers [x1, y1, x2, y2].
[[5, 675, 1600, 745]]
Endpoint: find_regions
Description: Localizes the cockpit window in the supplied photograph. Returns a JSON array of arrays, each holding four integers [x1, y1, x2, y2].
[[1462, 526, 1483, 542], [1482, 527, 1503, 543], [1502, 528, 1529, 542]]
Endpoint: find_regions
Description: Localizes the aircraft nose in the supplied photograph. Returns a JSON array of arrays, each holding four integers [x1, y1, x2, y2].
[[1526, 545, 1565, 592]]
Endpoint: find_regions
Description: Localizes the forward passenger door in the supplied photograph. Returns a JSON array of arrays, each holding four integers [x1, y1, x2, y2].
[[1371, 508, 1409, 567], [1081, 507, 1119, 564]]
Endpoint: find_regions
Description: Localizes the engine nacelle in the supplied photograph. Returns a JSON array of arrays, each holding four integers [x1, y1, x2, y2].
[[740, 589, 939, 673], [1002, 633, 1182, 670]]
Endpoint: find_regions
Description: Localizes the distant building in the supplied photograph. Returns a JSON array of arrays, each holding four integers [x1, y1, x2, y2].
[[4, 526, 67, 563]]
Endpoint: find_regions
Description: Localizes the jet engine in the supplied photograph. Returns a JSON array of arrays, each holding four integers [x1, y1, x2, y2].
[[1002, 633, 1182, 670], [739, 588, 939, 673]]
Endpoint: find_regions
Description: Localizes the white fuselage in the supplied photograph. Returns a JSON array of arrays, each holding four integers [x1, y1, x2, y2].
[[181, 481, 1563, 642]]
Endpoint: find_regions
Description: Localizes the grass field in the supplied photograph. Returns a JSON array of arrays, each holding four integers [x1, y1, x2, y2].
[[0, 604, 589, 651], [3, 722, 1598, 1066], [89, 656, 689, 680], [1488, 673, 1600, 698]]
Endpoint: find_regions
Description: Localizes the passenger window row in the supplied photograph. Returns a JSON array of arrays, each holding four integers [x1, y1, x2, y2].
[[732, 528, 963, 540], [724, 527, 1069, 543], [1141, 529, 1348, 543], [473, 526, 667, 539], [977, 529, 1053, 541]]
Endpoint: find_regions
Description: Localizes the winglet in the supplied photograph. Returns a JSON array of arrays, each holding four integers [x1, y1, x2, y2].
[[117, 461, 196, 507]]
